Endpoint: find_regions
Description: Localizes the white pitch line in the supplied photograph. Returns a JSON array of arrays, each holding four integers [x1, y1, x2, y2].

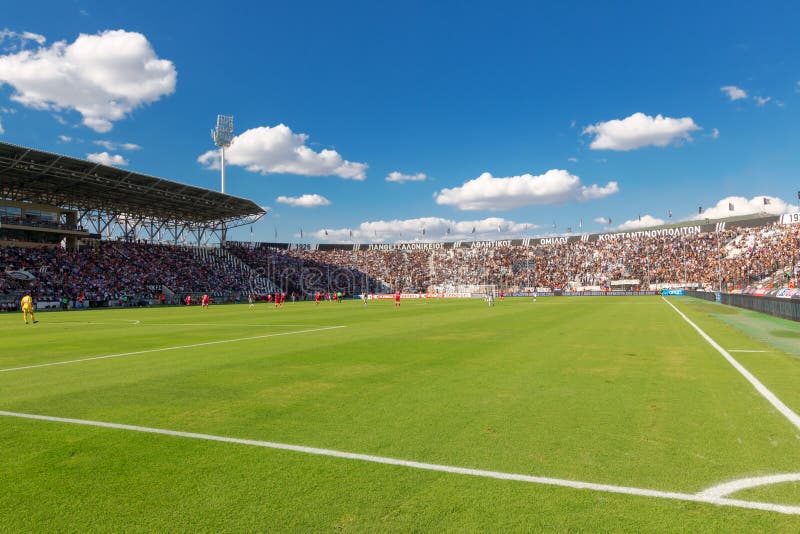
[[47, 322, 319, 328], [1, 409, 799, 515], [0, 326, 346, 374], [662, 297, 800, 432], [699, 473, 800, 499], [729, 350, 769, 353]]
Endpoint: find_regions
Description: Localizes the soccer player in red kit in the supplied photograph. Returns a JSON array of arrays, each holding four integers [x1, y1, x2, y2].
[[185, 295, 192, 306], [201, 294, 209, 308], [499, 289, 504, 301], [394, 290, 401, 307], [315, 291, 320, 305]]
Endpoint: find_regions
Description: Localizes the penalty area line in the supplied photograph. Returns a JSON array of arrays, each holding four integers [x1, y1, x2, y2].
[[0, 326, 346, 374], [662, 297, 800, 432], [1, 410, 799, 515]]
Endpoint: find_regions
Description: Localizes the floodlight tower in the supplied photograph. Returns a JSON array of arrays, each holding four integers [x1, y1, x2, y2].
[[212, 115, 234, 193], [212, 115, 234, 245]]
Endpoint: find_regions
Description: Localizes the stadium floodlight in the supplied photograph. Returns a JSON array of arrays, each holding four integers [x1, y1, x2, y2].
[[212, 115, 234, 193]]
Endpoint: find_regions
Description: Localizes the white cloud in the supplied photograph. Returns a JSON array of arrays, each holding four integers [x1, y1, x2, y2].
[[567, 157, 578, 162], [616, 215, 665, 230], [583, 112, 701, 151], [754, 96, 771, 106], [198, 123, 367, 180], [386, 171, 426, 183], [0, 29, 46, 49], [594, 217, 610, 224], [693, 195, 798, 220], [313, 216, 538, 243], [711, 128, 720, 139], [94, 140, 141, 151], [434, 169, 618, 211], [721, 85, 748, 101], [86, 151, 128, 166], [0, 106, 15, 113], [276, 194, 331, 208], [0, 118, 4, 134], [0, 29, 176, 132], [58, 135, 71, 142]]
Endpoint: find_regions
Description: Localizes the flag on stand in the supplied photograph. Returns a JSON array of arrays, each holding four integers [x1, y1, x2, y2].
[[668, 210, 672, 218], [471, 226, 476, 234], [763, 197, 771, 205], [698, 206, 703, 215], [728, 202, 734, 211]]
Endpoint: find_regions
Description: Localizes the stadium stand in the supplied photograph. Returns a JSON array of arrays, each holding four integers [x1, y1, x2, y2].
[[1, 142, 798, 310]]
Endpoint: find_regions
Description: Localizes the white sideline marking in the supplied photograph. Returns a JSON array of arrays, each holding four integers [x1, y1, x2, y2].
[[1, 410, 799, 515], [0, 326, 346, 374], [48, 322, 317, 328], [46, 320, 142, 325], [699, 473, 800, 499], [729, 350, 769, 353], [662, 297, 800, 432]]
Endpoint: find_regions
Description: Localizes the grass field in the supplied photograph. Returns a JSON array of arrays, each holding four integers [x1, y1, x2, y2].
[[2, 296, 800, 531]]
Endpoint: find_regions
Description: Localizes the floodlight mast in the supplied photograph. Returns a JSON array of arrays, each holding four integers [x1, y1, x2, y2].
[[212, 115, 234, 245], [212, 115, 234, 193]]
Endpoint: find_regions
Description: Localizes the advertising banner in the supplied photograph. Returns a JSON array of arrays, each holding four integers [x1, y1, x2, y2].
[[661, 289, 685, 296]]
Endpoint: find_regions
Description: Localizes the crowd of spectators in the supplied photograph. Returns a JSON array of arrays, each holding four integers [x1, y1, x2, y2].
[[226, 243, 386, 297], [0, 241, 254, 306], [2, 223, 798, 309], [267, 223, 800, 293]]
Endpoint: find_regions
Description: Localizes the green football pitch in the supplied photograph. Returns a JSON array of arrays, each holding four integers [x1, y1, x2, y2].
[[2, 296, 800, 531]]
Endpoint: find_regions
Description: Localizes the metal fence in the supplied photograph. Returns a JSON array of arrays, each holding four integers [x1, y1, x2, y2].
[[687, 290, 800, 322]]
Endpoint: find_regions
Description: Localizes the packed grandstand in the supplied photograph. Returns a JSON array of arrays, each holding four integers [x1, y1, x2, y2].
[[1, 142, 799, 310], [2, 216, 799, 310]]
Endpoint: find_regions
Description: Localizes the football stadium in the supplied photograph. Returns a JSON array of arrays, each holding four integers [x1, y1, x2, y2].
[[2, 4, 800, 531], [2, 139, 800, 530]]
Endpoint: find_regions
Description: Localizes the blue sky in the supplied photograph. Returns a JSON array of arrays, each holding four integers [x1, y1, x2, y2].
[[1, 1, 799, 243]]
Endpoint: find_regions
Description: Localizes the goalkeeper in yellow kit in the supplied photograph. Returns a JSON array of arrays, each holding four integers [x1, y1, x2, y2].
[[20, 294, 37, 324]]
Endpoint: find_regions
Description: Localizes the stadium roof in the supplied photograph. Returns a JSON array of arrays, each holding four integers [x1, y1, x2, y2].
[[0, 141, 264, 224]]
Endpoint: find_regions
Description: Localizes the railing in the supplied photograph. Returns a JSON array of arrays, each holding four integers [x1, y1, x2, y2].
[[686, 290, 800, 321]]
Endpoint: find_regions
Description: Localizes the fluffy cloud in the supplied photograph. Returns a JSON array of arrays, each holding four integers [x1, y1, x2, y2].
[[94, 140, 141, 151], [58, 135, 71, 142], [616, 215, 665, 230], [86, 151, 128, 166], [386, 171, 427, 183], [0, 29, 46, 48], [0, 29, 176, 132], [711, 128, 720, 139], [754, 96, 771, 106], [313, 216, 538, 242], [198, 123, 367, 180], [721, 85, 748, 101], [694, 195, 798, 220], [434, 169, 618, 211], [583, 112, 701, 151], [276, 194, 331, 208], [594, 217, 610, 224], [0, 118, 4, 134]]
